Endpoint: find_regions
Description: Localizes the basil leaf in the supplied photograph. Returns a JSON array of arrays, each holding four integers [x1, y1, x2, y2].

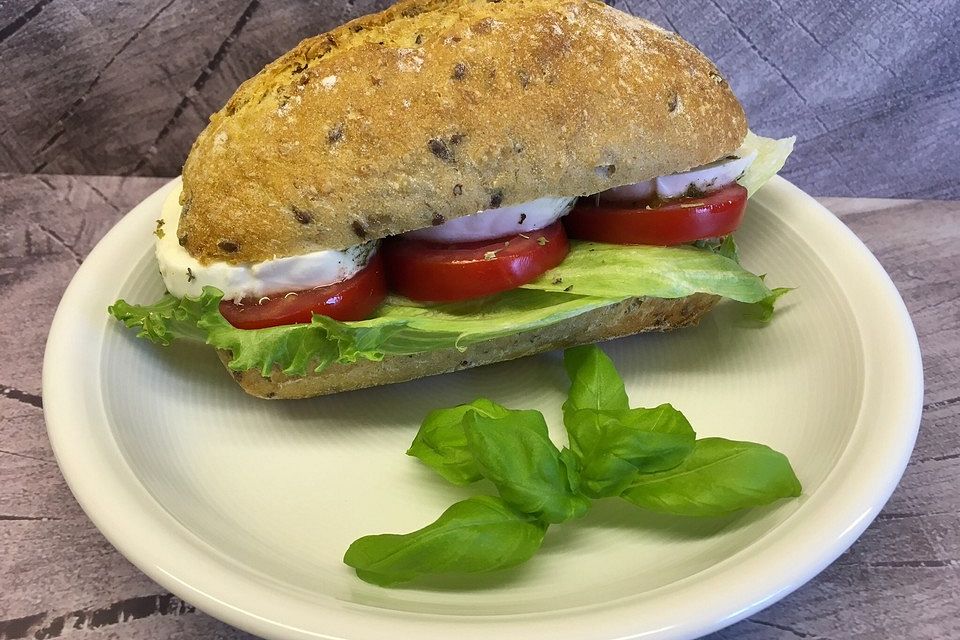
[[566, 405, 696, 498], [343, 496, 547, 587], [558, 447, 584, 495], [464, 410, 590, 524], [621, 437, 802, 516], [406, 398, 510, 485], [562, 345, 629, 414], [562, 347, 695, 497]]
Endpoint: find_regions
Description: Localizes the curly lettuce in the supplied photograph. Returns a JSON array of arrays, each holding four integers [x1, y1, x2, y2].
[[110, 241, 783, 377]]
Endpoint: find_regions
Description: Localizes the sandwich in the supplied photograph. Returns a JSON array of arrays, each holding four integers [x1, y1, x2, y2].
[[110, 0, 794, 399]]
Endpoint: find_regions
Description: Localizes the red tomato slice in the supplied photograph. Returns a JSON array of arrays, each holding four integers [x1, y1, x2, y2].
[[219, 252, 387, 329], [382, 222, 570, 302], [565, 183, 748, 246]]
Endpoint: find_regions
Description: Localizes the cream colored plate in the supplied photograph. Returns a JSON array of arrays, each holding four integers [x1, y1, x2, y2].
[[43, 177, 922, 640]]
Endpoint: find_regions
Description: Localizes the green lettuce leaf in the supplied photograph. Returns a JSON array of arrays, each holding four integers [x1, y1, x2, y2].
[[750, 286, 794, 323], [111, 287, 619, 377], [523, 241, 773, 303], [111, 291, 341, 376], [110, 242, 781, 378], [693, 235, 740, 262], [737, 131, 796, 196]]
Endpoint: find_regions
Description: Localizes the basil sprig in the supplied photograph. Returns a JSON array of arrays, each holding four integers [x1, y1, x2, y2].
[[344, 345, 801, 586], [562, 345, 696, 498]]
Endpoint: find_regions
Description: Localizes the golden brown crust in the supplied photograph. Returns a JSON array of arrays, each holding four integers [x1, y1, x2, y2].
[[221, 293, 718, 399], [179, 0, 747, 264]]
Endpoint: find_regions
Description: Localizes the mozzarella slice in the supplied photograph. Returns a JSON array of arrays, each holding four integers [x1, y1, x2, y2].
[[156, 188, 375, 301], [654, 151, 757, 199], [598, 179, 655, 203], [403, 196, 576, 243]]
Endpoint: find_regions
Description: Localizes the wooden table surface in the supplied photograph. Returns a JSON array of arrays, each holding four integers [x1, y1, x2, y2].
[[1, 174, 957, 640]]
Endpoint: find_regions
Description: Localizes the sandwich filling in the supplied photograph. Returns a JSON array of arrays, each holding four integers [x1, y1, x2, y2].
[[156, 194, 378, 302], [157, 134, 776, 328], [402, 196, 576, 243], [599, 152, 757, 202], [113, 132, 795, 376]]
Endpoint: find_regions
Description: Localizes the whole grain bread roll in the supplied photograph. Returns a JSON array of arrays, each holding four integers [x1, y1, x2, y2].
[[178, 0, 746, 265]]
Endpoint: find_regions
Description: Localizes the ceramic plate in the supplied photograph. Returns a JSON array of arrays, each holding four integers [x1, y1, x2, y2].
[[43, 177, 922, 640]]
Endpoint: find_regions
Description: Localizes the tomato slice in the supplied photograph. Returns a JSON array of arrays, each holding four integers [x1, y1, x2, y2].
[[565, 183, 748, 245], [382, 222, 570, 302], [219, 252, 387, 329]]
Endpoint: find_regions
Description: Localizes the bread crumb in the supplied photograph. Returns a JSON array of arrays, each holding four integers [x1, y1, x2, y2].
[[669, 93, 684, 115], [213, 131, 228, 147], [397, 48, 424, 72], [276, 95, 302, 118]]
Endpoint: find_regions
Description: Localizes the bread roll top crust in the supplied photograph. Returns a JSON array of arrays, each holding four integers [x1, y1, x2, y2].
[[179, 0, 747, 265]]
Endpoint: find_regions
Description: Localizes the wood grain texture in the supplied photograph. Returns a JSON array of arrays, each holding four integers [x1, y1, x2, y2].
[[0, 175, 958, 639], [1, 0, 959, 199]]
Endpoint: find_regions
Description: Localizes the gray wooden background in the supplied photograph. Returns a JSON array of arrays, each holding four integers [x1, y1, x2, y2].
[[1, 0, 958, 199]]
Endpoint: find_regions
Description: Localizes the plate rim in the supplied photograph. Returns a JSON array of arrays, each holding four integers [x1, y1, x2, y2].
[[42, 176, 923, 640]]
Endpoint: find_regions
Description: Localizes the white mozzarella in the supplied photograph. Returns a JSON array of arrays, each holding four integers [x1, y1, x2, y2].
[[654, 151, 757, 199], [403, 196, 576, 243], [598, 179, 655, 203], [156, 188, 375, 301]]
